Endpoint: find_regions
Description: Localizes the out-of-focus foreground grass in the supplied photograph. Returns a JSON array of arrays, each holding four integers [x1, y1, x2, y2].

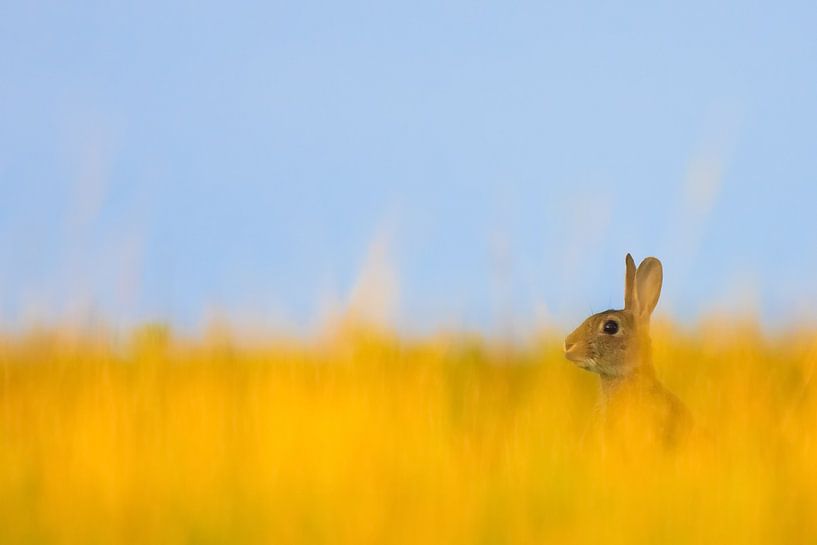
[[1, 320, 815, 544]]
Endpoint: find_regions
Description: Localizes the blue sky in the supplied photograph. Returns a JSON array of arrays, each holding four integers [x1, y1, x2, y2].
[[1, 2, 816, 332]]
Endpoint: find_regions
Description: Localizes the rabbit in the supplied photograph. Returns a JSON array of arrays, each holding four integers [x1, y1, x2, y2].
[[563, 254, 692, 448]]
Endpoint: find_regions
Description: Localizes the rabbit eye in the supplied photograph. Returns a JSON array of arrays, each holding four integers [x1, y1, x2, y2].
[[602, 320, 619, 335]]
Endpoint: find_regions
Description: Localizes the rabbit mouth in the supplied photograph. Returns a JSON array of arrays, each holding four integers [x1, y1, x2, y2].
[[564, 350, 584, 363], [565, 350, 597, 371]]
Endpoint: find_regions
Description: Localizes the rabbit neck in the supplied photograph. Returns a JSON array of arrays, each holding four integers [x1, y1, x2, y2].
[[599, 352, 658, 402]]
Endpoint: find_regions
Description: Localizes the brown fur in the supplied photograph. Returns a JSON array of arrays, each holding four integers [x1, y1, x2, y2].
[[564, 254, 691, 448]]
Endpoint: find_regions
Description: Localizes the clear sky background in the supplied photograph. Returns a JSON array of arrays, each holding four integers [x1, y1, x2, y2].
[[1, 2, 816, 333]]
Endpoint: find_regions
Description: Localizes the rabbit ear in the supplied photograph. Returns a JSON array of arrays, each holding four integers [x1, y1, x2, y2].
[[635, 257, 663, 319], [624, 253, 636, 310]]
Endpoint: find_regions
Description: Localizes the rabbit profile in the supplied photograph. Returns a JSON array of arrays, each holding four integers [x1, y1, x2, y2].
[[564, 254, 691, 447]]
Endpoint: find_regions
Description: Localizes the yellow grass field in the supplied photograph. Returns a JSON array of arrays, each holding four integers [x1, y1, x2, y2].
[[1, 319, 816, 544]]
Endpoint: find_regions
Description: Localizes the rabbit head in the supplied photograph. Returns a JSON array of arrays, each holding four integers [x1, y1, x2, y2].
[[564, 254, 663, 378]]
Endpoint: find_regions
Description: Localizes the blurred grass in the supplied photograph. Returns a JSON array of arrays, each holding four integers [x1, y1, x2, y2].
[[0, 319, 815, 544]]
